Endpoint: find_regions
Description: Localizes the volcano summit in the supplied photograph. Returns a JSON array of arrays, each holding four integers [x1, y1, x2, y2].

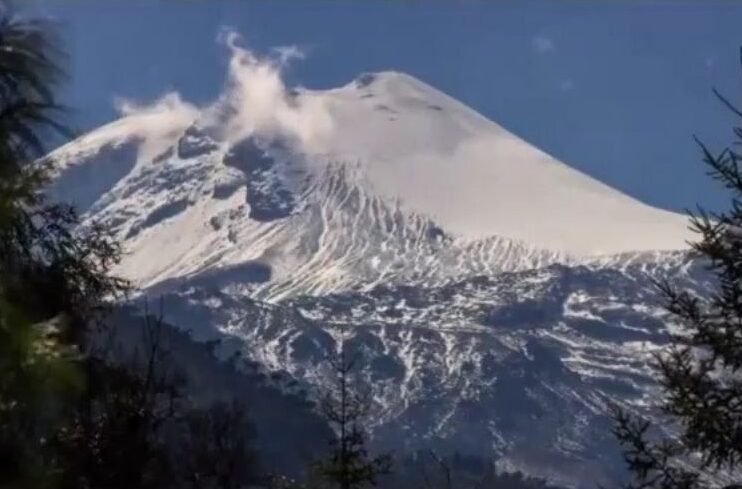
[[44, 40, 698, 487]]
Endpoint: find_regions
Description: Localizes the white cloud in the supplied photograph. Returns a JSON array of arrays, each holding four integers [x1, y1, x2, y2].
[[114, 92, 195, 119], [210, 29, 333, 151], [113, 92, 199, 140], [115, 28, 334, 155], [110, 92, 199, 162], [272, 45, 306, 65], [532, 35, 555, 54]]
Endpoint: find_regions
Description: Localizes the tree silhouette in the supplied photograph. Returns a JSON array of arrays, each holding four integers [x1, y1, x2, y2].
[[0, 8, 126, 487], [314, 326, 392, 489], [613, 51, 742, 489]]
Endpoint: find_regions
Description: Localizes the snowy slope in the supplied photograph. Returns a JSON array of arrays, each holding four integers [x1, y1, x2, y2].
[[43, 41, 698, 486], [46, 59, 690, 298], [152, 253, 705, 488], [314, 72, 690, 254]]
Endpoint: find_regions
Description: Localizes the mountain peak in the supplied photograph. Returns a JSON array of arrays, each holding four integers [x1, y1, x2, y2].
[[351, 70, 423, 88], [46, 62, 690, 296]]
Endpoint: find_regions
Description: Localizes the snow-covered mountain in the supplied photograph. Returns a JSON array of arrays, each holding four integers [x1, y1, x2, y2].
[[45, 41, 699, 487]]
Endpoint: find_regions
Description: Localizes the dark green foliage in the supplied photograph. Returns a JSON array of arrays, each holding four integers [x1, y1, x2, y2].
[[613, 410, 699, 489], [178, 401, 259, 489], [0, 6, 126, 337], [105, 305, 333, 478], [51, 313, 180, 489], [0, 6, 265, 488], [613, 54, 742, 489], [0, 11, 68, 175], [52, 311, 262, 489], [382, 450, 566, 489], [0, 306, 80, 489], [0, 7, 128, 487]]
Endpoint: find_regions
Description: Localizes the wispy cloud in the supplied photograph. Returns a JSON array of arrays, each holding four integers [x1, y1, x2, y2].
[[532, 35, 555, 54], [211, 29, 333, 150], [115, 28, 333, 154], [272, 45, 306, 65]]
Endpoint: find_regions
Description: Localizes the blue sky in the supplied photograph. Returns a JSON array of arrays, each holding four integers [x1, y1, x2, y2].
[[27, 0, 742, 213]]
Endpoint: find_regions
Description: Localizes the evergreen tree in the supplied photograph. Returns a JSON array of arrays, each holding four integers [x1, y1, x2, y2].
[[0, 8, 263, 489], [613, 58, 742, 489], [0, 8, 127, 487], [178, 401, 260, 489], [314, 327, 392, 489], [51, 312, 180, 489]]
